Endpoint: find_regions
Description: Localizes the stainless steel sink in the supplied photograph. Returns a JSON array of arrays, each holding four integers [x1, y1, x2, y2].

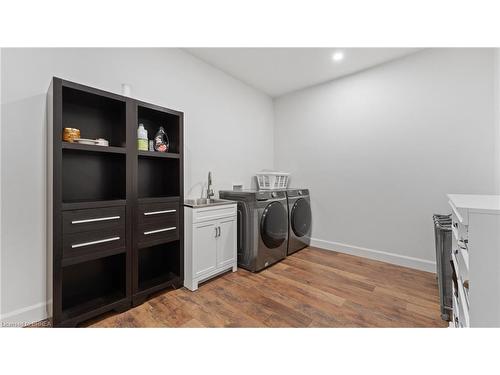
[[184, 198, 235, 208]]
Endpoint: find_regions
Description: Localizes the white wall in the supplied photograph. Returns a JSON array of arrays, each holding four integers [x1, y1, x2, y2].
[[0, 48, 3, 325], [495, 49, 500, 192], [0, 48, 274, 323], [274, 49, 497, 271]]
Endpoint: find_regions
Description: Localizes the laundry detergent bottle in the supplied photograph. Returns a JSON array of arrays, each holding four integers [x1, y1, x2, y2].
[[137, 123, 148, 151], [154, 126, 169, 152]]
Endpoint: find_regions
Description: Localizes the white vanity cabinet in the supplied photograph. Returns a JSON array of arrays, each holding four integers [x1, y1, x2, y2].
[[448, 194, 500, 327], [184, 202, 237, 291]]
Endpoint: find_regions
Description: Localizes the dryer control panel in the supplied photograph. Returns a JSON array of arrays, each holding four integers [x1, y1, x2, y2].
[[256, 190, 287, 200], [287, 189, 310, 198]]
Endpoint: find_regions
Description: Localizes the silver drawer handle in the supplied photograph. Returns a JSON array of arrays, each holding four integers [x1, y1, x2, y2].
[[144, 227, 176, 235], [72, 216, 120, 224], [71, 236, 120, 248], [144, 209, 176, 216]]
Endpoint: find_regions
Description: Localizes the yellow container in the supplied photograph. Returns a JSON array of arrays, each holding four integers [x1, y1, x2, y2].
[[137, 138, 148, 151], [63, 128, 80, 143]]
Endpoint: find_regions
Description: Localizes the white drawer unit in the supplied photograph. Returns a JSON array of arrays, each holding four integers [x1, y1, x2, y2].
[[447, 194, 500, 327], [184, 202, 237, 291]]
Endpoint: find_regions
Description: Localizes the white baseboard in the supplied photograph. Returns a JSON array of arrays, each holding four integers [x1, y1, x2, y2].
[[310, 238, 436, 273], [1, 301, 49, 327]]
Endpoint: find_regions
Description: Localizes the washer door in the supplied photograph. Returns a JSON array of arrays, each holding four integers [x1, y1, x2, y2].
[[291, 198, 311, 237], [260, 201, 288, 249]]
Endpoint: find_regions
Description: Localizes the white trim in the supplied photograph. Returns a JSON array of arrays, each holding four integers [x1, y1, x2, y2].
[[310, 238, 436, 273], [0, 301, 50, 327], [0, 48, 3, 323]]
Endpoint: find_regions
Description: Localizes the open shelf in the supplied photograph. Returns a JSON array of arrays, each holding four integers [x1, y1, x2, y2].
[[139, 273, 180, 293], [63, 86, 126, 147], [62, 142, 126, 154], [138, 156, 180, 198], [62, 247, 126, 267], [62, 149, 126, 203], [138, 150, 180, 159], [138, 105, 180, 154], [61, 253, 126, 320], [138, 241, 180, 292], [61, 292, 126, 323]]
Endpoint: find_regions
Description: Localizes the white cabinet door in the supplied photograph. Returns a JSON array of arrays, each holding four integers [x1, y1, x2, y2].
[[216, 217, 236, 269], [193, 221, 217, 277]]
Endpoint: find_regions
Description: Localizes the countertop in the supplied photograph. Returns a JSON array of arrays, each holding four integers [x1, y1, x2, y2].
[[184, 198, 236, 208], [447, 194, 500, 214]]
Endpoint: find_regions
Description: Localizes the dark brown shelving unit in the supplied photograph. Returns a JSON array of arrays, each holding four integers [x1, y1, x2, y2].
[[132, 100, 184, 306], [47, 77, 184, 327]]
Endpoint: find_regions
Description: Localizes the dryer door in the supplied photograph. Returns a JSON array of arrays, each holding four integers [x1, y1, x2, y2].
[[260, 201, 288, 249], [291, 198, 311, 238]]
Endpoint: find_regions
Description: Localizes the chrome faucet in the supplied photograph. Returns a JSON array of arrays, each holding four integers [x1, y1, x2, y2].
[[207, 171, 214, 200]]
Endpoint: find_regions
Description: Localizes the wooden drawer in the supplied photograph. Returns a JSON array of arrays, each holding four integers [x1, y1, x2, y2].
[[138, 202, 179, 248], [63, 227, 125, 259], [192, 205, 237, 224], [63, 206, 125, 234]]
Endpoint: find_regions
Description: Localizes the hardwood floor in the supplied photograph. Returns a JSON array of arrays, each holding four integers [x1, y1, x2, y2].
[[83, 247, 447, 328]]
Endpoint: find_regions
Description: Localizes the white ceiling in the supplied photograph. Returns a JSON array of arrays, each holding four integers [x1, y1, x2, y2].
[[185, 48, 422, 97]]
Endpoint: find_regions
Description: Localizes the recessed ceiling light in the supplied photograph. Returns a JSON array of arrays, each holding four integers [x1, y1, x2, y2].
[[332, 51, 344, 62]]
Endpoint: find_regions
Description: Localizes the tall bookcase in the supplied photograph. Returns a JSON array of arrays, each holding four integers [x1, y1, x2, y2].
[[47, 77, 184, 327]]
